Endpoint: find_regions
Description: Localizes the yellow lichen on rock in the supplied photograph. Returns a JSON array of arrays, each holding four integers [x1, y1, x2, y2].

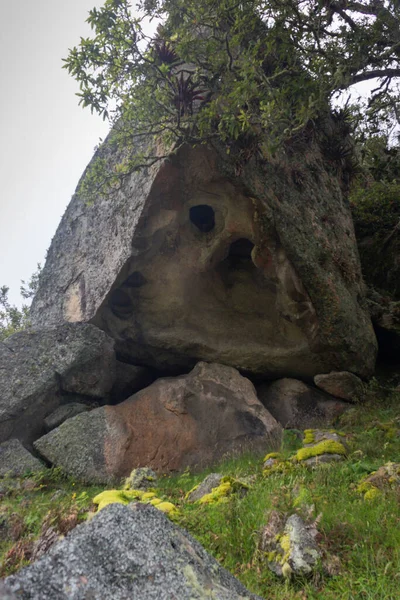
[[364, 487, 382, 501], [156, 501, 179, 515], [263, 460, 296, 477], [93, 489, 144, 511], [296, 440, 346, 462], [184, 483, 199, 501], [198, 480, 232, 505], [93, 488, 179, 517], [303, 430, 316, 445], [263, 452, 282, 462], [149, 498, 163, 506], [141, 492, 156, 501], [197, 476, 248, 505]]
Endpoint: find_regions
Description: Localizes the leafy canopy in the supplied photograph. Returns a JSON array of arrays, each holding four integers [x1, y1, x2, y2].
[[63, 0, 400, 192], [0, 265, 41, 342]]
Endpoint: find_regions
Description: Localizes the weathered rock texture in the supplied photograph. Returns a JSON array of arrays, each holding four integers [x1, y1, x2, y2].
[[314, 371, 364, 401], [257, 378, 349, 429], [0, 324, 115, 446], [0, 439, 44, 477], [110, 360, 155, 403], [259, 512, 321, 578], [186, 473, 224, 503], [31, 140, 377, 379], [4, 503, 262, 600], [366, 289, 400, 362], [44, 403, 91, 432], [34, 362, 282, 482]]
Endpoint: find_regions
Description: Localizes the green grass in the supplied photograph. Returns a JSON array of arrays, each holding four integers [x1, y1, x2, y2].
[[1, 391, 400, 599]]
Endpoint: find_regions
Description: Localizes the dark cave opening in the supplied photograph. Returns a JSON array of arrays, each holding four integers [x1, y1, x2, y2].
[[226, 238, 255, 268], [189, 204, 215, 233], [110, 289, 134, 318]]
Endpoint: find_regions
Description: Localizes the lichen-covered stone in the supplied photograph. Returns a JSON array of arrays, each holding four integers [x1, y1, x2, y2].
[[186, 473, 223, 503], [0, 439, 45, 477], [34, 362, 281, 482], [0, 324, 116, 446], [197, 476, 249, 505], [4, 503, 262, 599], [296, 429, 347, 466], [260, 512, 321, 578], [31, 141, 377, 379], [357, 462, 400, 500], [296, 440, 346, 462], [124, 467, 158, 491]]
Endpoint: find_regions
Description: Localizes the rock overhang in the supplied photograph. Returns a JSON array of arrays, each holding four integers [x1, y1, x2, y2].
[[31, 141, 378, 379]]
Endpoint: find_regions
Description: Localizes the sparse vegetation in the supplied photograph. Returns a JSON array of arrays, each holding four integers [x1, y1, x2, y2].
[[0, 265, 41, 342], [2, 386, 399, 598]]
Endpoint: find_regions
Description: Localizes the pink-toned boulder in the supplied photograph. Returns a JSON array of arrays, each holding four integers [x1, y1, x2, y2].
[[314, 371, 364, 402], [34, 362, 282, 483]]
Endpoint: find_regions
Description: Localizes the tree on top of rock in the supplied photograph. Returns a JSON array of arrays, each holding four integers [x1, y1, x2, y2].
[[63, 0, 400, 197]]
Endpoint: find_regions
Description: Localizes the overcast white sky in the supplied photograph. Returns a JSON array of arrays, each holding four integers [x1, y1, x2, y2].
[[0, 0, 109, 305]]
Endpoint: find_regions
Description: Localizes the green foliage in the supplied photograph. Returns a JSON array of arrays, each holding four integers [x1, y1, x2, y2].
[[0, 265, 41, 342], [1, 392, 400, 595], [351, 180, 400, 239], [63, 0, 400, 198]]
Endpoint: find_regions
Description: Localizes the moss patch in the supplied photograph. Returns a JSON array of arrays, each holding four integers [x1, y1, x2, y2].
[[296, 440, 346, 462], [197, 477, 248, 505]]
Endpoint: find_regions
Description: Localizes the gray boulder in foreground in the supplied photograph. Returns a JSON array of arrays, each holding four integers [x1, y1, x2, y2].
[[0, 324, 116, 446], [4, 503, 262, 600], [0, 439, 45, 477]]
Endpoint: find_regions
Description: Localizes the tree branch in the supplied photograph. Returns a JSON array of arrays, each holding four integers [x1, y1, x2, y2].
[[341, 68, 400, 88]]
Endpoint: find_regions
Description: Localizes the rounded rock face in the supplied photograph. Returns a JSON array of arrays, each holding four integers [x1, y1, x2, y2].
[[314, 371, 364, 401], [31, 143, 377, 379], [33, 362, 282, 482], [93, 179, 322, 377]]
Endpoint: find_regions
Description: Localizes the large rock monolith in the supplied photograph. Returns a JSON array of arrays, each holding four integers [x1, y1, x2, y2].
[[30, 138, 377, 379]]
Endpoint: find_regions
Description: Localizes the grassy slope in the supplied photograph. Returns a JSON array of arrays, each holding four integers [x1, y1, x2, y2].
[[1, 389, 400, 599]]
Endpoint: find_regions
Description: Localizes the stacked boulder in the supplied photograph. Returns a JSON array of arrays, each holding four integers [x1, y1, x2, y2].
[[0, 139, 376, 482]]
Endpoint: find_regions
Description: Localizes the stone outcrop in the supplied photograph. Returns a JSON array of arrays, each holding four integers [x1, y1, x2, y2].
[[31, 139, 377, 379], [314, 371, 364, 401], [44, 404, 91, 432], [34, 362, 282, 482], [110, 360, 155, 403], [3, 503, 262, 600], [0, 324, 116, 446], [0, 439, 44, 477], [259, 512, 321, 578], [296, 429, 347, 466], [186, 473, 224, 503], [257, 378, 349, 429]]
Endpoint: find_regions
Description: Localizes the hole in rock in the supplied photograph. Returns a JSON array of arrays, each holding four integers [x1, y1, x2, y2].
[[227, 238, 255, 268], [123, 271, 147, 288], [109, 289, 134, 318], [189, 205, 215, 233]]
